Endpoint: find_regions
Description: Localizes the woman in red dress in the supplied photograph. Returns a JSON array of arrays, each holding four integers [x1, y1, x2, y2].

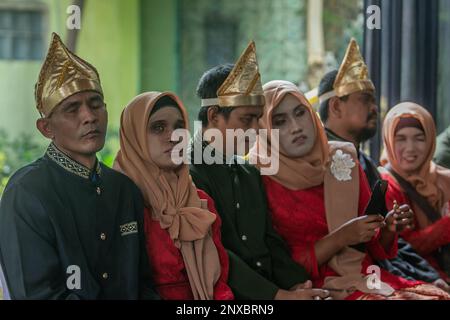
[[380, 102, 450, 283], [249, 81, 449, 300], [114, 92, 233, 300]]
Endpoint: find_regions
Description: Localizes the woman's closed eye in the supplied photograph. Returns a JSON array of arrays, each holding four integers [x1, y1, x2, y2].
[[415, 135, 426, 142]]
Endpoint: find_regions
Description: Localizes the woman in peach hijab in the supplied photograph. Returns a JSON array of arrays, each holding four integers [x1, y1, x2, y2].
[[380, 102, 450, 285], [114, 92, 233, 300], [249, 80, 449, 300]]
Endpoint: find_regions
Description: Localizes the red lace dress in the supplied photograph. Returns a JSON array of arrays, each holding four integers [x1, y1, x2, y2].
[[382, 172, 450, 281], [262, 165, 449, 300], [144, 189, 234, 300]]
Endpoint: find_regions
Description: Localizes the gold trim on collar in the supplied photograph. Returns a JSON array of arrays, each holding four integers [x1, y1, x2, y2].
[[46, 143, 101, 180]]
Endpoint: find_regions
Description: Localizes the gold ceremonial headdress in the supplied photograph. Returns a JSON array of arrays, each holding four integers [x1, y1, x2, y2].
[[35, 32, 103, 117], [318, 38, 375, 104], [201, 41, 265, 108]]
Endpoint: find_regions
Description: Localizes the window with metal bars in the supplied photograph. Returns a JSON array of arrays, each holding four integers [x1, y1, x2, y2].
[[0, 8, 45, 60]]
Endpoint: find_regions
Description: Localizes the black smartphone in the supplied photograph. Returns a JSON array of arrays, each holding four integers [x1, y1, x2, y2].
[[350, 179, 388, 253], [364, 179, 388, 216]]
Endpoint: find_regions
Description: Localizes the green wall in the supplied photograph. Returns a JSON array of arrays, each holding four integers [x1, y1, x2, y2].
[[139, 0, 178, 93], [77, 0, 140, 129]]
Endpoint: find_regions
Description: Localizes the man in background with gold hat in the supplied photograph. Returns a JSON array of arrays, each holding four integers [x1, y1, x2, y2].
[[0, 33, 159, 300], [318, 38, 380, 190], [318, 39, 444, 286], [190, 42, 330, 300]]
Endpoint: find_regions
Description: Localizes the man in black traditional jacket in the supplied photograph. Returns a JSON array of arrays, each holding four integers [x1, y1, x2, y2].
[[0, 33, 159, 300]]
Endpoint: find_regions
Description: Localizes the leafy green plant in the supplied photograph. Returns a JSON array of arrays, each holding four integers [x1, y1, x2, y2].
[[0, 126, 121, 197], [98, 126, 120, 168], [0, 129, 46, 196]]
